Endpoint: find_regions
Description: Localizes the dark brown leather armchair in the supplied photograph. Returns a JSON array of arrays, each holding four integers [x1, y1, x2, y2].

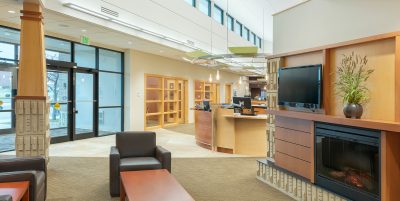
[[0, 157, 47, 201], [109, 131, 171, 197]]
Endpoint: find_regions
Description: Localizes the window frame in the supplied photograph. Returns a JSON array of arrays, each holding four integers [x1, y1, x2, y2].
[[199, 0, 211, 17], [243, 27, 250, 41], [227, 14, 234, 32], [235, 20, 243, 37], [213, 4, 224, 25]]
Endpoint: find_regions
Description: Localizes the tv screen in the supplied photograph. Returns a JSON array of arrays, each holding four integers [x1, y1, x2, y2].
[[278, 64, 322, 108]]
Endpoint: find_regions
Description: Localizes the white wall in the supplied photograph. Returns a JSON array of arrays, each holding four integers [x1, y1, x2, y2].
[[273, 0, 400, 54], [44, 0, 268, 54], [124, 50, 243, 131]]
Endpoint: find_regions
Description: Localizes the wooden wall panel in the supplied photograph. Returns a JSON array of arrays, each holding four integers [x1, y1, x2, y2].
[[381, 131, 400, 201], [329, 38, 396, 121], [322, 49, 331, 115], [282, 50, 323, 68], [194, 110, 212, 148], [275, 116, 313, 133], [275, 139, 311, 162], [275, 152, 311, 180], [395, 36, 400, 122], [215, 108, 235, 150], [275, 127, 311, 147]]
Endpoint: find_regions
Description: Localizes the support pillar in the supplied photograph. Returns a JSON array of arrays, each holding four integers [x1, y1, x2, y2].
[[15, 2, 49, 159]]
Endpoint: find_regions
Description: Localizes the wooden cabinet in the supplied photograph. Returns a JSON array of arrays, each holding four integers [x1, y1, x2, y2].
[[145, 74, 188, 130], [274, 116, 314, 182], [194, 80, 219, 106]]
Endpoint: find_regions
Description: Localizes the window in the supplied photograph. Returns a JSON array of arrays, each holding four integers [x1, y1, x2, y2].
[[99, 49, 122, 72], [252, 33, 257, 45], [250, 32, 256, 45], [213, 4, 224, 25], [243, 27, 250, 41], [98, 48, 123, 135], [74, 44, 96, 68], [199, 0, 211, 16], [45, 37, 71, 62], [227, 14, 234, 31], [235, 21, 243, 36], [0, 43, 15, 62], [184, 0, 196, 7], [257, 37, 262, 49], [99, 72, 122, 107]]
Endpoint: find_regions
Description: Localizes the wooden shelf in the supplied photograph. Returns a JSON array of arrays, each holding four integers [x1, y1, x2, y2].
[[267, 109, 400, 132], [146, 100, 162, 103], [146, 88, 163, 90], [146, 112, 162, 116]]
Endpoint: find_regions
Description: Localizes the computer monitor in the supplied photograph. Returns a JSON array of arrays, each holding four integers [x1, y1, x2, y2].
[[232, 97, 252, 109], [203, 100, 211, 111]]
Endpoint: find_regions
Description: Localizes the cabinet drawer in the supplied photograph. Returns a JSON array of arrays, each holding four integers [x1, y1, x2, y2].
[[275, 152, 312, 180], [275, 127, 311, 147], [275, 139, 311, 162], [276, 116, 312, 133]]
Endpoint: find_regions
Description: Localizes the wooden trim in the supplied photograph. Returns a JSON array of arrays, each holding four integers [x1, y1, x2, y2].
[[381, 131, 400, 201], [395, 36, 400, 122], [216, 147, 233, 154], [15, 96, 47, 100], [309, 121, 315, 183], [268, 109, 400, 132], [322, 49, 331, 115], [267, 31, 400, 59], [275, 116, 312, 133], [275, 151, 311, 180], [275, 139, 311, 162]]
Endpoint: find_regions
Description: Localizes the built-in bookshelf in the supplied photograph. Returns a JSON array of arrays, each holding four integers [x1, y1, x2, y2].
[[145, 74, 188, 130], [194, 80, 220, 106]]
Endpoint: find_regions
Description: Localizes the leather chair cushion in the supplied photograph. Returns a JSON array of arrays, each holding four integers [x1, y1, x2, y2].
[[120, 157, 162, 172], [117, 132, 156, 158]]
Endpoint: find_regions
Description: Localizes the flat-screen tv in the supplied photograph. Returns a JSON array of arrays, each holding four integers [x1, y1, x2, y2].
[[278, 64, 322, 109]]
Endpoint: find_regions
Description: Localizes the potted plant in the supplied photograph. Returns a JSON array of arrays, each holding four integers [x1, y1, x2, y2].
[[335, 52, 374, 119]]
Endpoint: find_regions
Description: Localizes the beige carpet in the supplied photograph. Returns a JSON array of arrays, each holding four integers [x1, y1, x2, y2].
[[164, 123, 195, 136], [46, 157, 292, 201]]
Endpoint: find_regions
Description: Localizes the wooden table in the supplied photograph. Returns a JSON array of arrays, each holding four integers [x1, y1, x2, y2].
[[0, 181, 29, 201], [120, 169, 194, 201]]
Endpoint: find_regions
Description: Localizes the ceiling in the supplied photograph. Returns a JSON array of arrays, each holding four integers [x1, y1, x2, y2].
[[0, 0, 306, 76]]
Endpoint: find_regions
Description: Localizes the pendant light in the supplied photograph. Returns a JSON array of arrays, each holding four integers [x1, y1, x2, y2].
[[209, 73, 213, 82], [239, 76, 242, 84], [216, 70, 220, 81]]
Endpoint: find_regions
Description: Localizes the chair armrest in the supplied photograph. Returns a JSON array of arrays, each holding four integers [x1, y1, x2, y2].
[[0, 171, 38, 201], [156, 146, 171, 172], [0, 157, 46, 173], [109, 146, 121, 196]]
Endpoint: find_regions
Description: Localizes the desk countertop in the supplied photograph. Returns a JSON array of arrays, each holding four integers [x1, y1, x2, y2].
[[224, 114, 268, 120]]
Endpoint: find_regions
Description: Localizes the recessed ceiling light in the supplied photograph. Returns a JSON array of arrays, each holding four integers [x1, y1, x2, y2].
[[8, 10, 16, 14], [81, 29, 87, 32]]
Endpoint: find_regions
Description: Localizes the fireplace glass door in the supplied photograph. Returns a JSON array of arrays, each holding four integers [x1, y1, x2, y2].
[[315, 124, 380, 201]]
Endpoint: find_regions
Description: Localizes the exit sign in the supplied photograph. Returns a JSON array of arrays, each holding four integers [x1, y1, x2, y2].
[[81, 35, 90, 45]]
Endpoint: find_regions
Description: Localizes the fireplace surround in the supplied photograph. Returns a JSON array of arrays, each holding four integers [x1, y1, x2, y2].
[[315, 123, 380, 201]]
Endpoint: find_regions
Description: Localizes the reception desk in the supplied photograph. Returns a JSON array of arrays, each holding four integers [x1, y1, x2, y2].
[[194, 107, 267, 156]]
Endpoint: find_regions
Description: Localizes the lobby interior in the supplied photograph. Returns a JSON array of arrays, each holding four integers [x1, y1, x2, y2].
[[1, 0, 400, 201]]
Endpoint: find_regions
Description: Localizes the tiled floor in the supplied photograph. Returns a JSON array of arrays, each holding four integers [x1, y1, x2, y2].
[[0, 127, 242, 158]]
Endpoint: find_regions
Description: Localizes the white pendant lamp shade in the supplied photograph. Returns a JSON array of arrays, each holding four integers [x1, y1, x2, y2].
[[239, 76, 242, 84], [209, 73, 213, 82], [216, 70, 220, 81]]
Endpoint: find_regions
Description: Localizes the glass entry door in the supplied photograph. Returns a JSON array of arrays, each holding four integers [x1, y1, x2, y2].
[[74, 71, 95, 139], [0, 65, 17, 152], [47, 69, 70, 142]]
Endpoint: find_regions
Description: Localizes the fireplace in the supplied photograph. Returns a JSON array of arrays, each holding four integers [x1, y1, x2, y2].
[[315, 123, 380, 201]]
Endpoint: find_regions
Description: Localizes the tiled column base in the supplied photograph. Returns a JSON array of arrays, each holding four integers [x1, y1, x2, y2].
[[15, 99, 50, 159], [257, 160, 348, 201]]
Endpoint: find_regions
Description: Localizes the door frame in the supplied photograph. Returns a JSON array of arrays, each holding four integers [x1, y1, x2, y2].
[[46, 65, 72, 143], [72, 68, 98, 140], [0, 64, 17, 135]]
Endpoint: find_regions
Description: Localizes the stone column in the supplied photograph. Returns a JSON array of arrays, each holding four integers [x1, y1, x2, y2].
[[15, 1, 50, 159]]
